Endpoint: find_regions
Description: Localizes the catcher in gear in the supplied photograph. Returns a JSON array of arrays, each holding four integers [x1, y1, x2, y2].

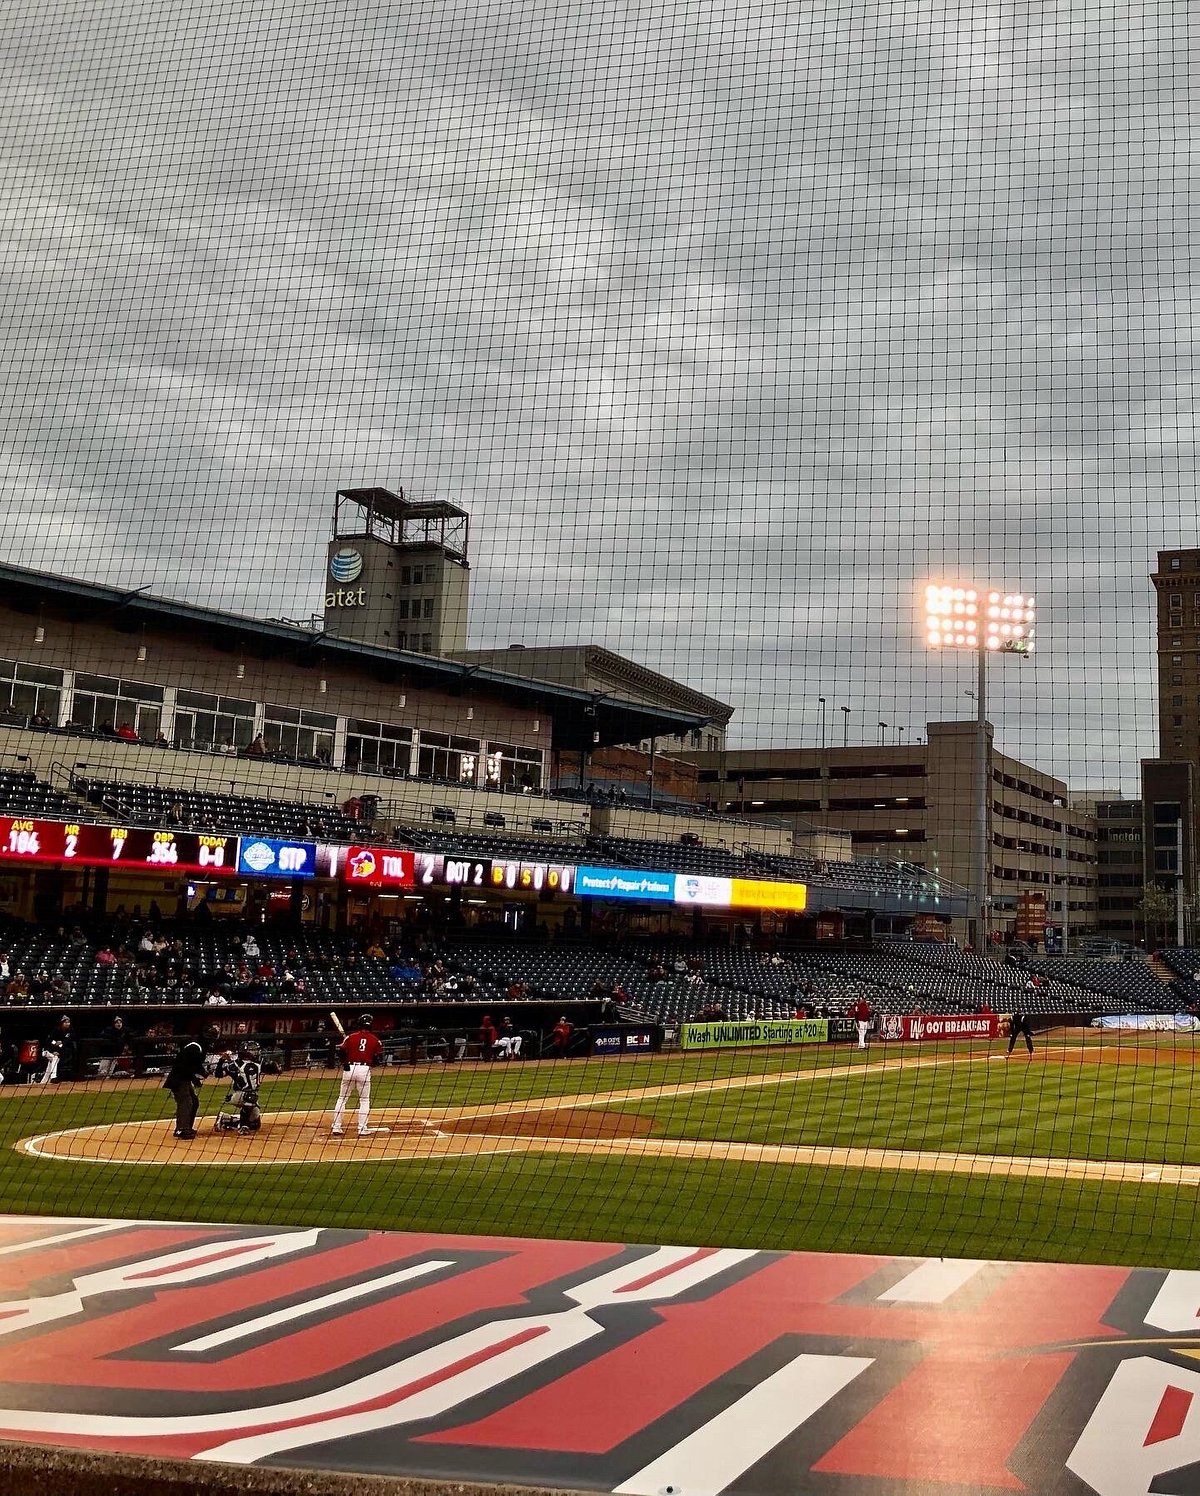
[[214, 1041, 263, 1133]]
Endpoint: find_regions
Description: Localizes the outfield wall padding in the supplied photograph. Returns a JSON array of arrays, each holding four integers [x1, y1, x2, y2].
[[0, 1441, 586, 1496]]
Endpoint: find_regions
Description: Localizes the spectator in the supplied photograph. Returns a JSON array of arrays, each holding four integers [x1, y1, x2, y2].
[[244, 733, 269, 757], [95, 946, 117, 966], [116, 721, 139, 742], [205, 990, 228, 1006], [5, 971, 30, 1003], [0, 951, 8, 981], [153, 732, 170, 748]]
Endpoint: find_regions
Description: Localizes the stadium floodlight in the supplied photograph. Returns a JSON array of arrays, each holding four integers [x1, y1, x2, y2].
[[922, 580, 1037, 955], [923, 583, 1036, 655]]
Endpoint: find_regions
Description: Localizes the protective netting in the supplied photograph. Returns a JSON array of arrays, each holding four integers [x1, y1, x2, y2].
[[0, 0, 1195, 1277]]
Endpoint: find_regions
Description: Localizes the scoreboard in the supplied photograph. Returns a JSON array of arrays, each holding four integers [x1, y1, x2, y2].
[[488, 860, 574, 895], [0, 818, 236, 873], [414, 853, 575, 895], [416, 852, 492, 888]]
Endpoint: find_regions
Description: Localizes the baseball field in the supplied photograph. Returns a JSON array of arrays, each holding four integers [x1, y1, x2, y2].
[[2, 1031, 1199, 1268]]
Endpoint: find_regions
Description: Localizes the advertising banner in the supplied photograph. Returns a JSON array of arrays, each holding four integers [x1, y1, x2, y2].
[[672, 874, 733, 907], [729, 878, 808, 912], [235, 837, 315, 879], [679, 1018, 829, 1049], [877, 1013, 1001, 1042], [589, 1026, 659, 1055], [576, 866, 674, 901], [342, 847, 416, 887]]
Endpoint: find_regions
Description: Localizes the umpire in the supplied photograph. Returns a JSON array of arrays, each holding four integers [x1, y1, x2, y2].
[[164, 1024, 221, 1138], [1007, 1009, 1035, 1056]]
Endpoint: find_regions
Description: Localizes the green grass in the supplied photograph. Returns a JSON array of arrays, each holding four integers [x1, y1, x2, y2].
[[2, 1040, 1199, 1269]]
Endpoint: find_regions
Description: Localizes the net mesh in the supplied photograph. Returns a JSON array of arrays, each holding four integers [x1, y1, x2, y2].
[[0, 0, 1193, 1278]]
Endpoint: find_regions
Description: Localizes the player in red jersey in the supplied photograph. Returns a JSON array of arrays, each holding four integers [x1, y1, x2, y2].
[[850, 997, 873, 1051], [331, 1014, 387, 1137]]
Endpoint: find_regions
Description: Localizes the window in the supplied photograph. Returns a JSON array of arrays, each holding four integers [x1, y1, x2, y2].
[[72, 673, 164, 740], [174, 690, 256, 750], [417, 731, 481, 784], [483, 741, 544, 791], [422, 597, 435, 618], [345, 718, 412, 775], [1171, 556, 1182, 569], [397, 599, 410, 620], [0, 659, 63, 724], [263, 704, 337, 762], [422, 633, 433, 652]]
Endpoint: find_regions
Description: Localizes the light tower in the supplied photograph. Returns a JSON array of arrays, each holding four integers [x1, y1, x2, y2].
[[923, 583, 1036, 954]]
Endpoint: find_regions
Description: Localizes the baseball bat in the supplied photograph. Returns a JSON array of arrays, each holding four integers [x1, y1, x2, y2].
[[329, 1011, 345, 1037]]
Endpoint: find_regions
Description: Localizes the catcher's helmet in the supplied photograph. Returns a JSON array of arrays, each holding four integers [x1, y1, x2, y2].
[[239, 1039, 261, 1059], [358, 1012, 373, 1029]]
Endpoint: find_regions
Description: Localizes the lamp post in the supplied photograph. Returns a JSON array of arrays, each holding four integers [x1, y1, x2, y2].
[[818, 697, 828, 812], [924, 583, 1036, 956], [840, 705, 851, 747], [878, 721, 888, 745]]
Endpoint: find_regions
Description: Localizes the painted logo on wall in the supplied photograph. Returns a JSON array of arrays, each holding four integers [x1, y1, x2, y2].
[[329, 547, 364, 583], [0, 1217, 1191, 1496]]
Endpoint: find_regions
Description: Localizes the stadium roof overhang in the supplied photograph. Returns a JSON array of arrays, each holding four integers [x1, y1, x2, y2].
[[0, 562, 711, 754]]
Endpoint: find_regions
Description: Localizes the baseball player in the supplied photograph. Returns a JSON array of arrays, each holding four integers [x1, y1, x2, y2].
[[331, 1013, 387, 1137], [851, 996, 872, 1051], [1007, 1009, 1035, 1057], [214, 1041, 263, 1133]]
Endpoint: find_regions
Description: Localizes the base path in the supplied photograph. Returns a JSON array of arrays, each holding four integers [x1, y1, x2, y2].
[[18, 1046, 1196, 1186], [0, 1212, 1181, 1496]]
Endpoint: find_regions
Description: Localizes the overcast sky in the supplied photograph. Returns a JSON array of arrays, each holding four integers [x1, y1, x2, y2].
[[0, 0, 1193, 790]]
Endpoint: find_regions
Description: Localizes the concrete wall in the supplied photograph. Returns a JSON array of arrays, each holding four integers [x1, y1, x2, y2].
[[591, 805, 794, 854], [0, 612, 537, 750], [0, 1440, 573, 1496], [0, 725, 587, 838]]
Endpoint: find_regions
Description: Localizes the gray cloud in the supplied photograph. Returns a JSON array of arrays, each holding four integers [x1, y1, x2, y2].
[[0, 0, 1194, 792]]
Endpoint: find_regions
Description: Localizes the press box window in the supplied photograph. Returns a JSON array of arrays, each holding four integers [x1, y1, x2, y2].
[[484, 742, 544, 791], [0, 659, 63, 723], [175, 690, 257, 750], [263, 704, 337, 762], [72, 673, 164, 739], [345, 719, 413, 774], [417, 732, 481, 784]]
